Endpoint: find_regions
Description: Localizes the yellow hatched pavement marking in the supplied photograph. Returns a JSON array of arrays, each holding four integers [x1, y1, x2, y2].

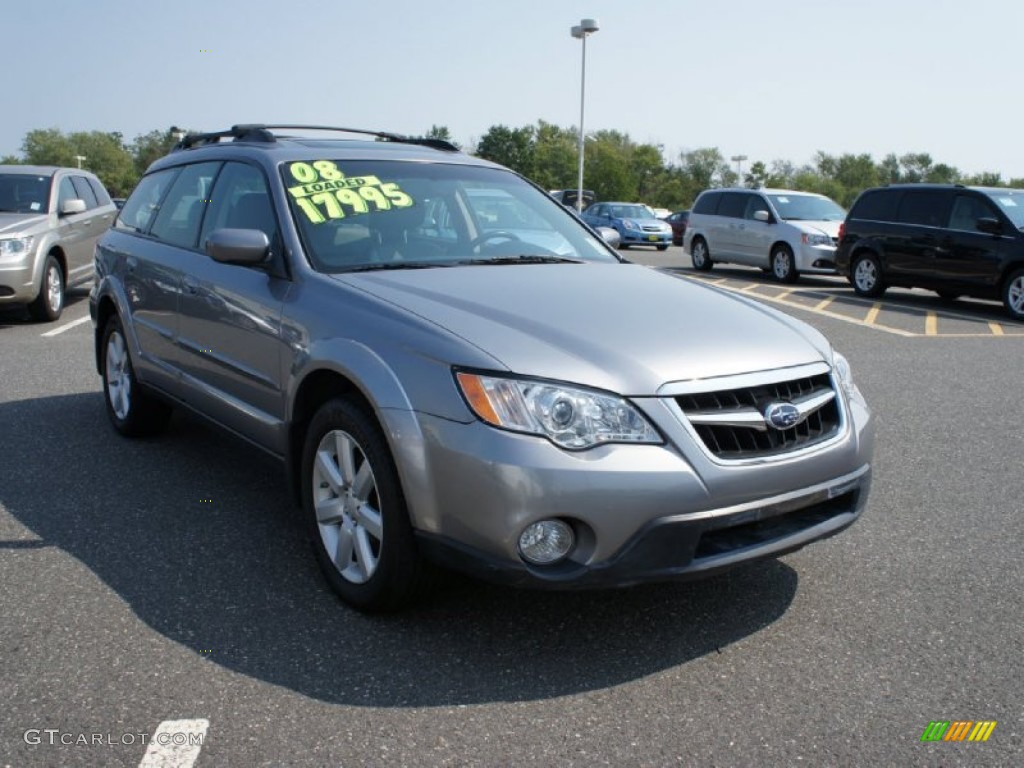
[[989, 322, 1004, 336], [925, 311, 938, 335], [814, 296, 835, 311], [864, 303, 882, 325]]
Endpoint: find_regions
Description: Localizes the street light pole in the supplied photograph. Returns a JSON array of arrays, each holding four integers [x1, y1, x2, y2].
[[571, 18, 599, 212], [74, 155, 87, 169], [730, 154, 747, 186]]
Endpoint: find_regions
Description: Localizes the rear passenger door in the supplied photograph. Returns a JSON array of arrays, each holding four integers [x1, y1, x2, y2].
[[888, 189, 954, 285], [174, 161, 291, 450]]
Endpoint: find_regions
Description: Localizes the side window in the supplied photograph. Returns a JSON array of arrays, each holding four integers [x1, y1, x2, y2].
[[87, 177, 113, 207], [717, 192, 749, 219], [57, 177, 78, 212], [850, 190, 900, 222], [200, 162, 279, 253], [149, 162, 222, 248], [115, 169, 179, 233], [896, 190, 952, 227], [744, 195, 770, 220], [693, 191, 721, 215], [70, 176, 99, 209], [948, 195, 999, 231]]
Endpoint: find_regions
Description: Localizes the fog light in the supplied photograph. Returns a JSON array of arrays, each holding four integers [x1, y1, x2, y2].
[[518, 519, 574, 565]]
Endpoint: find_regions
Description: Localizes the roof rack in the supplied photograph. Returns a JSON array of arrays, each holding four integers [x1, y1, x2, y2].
[[172, 124, 460, 152]]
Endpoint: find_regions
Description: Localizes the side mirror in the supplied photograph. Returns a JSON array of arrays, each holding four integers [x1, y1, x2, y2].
[[753, 210, 771, 223], [596, 226, 621, 248], [60, 199, 87, 215], [976, 217, 1002, 236], [205, 228, 270, 265]]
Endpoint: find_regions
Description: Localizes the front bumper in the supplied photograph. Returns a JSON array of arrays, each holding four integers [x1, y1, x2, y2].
[[394, 389, 873, 588], [795, 243, 838, 273], [417, 465, 869, 588], [621, 228, 671, 246], [0, 260, 38, 303]]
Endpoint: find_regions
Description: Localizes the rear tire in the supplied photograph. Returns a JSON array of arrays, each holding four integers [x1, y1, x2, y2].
[[690, 237, 713, 271], [101, 315, 172, 437], [850, 253, 887, 298], [1003, 267, 1024, 321], [28, 254, 65, 322], [301, 398, 427, 612]]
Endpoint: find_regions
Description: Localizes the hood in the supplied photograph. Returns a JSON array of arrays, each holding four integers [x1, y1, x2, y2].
[[789, 219, 841, 238], [336, 263, 829, 395], [0, 212, 47, 236]]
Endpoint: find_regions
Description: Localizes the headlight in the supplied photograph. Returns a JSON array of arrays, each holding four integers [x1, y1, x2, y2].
[[455, 371, 661, 450], [832, 351, 859, 400], [0, 236, 33, 258], [801, 233, 832, 246], [622, 220, 638, 230]]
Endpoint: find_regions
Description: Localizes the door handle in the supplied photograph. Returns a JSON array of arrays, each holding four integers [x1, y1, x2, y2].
[[182, 276, 200, 295]]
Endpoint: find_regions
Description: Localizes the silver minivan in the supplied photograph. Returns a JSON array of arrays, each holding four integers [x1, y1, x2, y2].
[[684, 188, 846, 283], [0, 165, 117, 321]]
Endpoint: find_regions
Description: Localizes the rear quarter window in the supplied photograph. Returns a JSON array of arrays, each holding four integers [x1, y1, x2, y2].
[[850, 189, 900, 222], [692, 191, 721, 215]]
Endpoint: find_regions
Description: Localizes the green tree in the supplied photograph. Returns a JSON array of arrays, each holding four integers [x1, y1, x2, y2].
[[532, 120, 577, 191], [475, 124, 536, 179], [23, 128, 136, 196], [131, 127, 185, 178], [423, 124, 460, 150]]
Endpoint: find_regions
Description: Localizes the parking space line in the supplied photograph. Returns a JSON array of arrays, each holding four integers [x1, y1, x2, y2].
[[138, 719, 208, 768], [864, 303, 882, 325], [775, 289, 794, 301], [739, 283, 761, 293], [41, 315, 90, 337], [925, 311, 938, 335], [989, 322, 1004, 336], [67, 264, 92, 277], [814, 296, 835, 311]]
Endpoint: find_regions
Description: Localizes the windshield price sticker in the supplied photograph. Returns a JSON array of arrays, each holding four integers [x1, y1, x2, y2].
[[287, 160, 414, 223]]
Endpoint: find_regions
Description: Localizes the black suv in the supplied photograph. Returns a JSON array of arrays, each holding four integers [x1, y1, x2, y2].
[[835, 184, 1024, 320]]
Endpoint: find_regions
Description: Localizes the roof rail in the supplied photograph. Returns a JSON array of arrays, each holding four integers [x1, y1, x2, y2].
[[172, 124, 460, 152]]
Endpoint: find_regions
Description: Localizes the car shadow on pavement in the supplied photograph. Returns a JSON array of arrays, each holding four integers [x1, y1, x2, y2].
[[0, 393, 798, 708]]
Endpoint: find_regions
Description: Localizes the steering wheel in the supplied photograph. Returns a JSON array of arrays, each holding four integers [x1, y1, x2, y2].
[[468, 230, 522, 252]]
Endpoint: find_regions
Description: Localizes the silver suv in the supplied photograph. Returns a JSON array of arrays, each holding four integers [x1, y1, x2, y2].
[[0, 165, 117, 321], [684, 188, 846, 283], [90, 125, 874, 612]]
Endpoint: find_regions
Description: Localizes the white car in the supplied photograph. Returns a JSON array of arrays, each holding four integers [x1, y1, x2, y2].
[[683, 188, 845, 283]]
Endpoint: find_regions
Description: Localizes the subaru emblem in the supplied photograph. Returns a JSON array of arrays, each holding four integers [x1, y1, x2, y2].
[[764, 402, 801, 430]]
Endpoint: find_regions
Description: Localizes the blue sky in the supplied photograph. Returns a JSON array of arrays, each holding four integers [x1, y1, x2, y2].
[[8, 0, 1023, 178]]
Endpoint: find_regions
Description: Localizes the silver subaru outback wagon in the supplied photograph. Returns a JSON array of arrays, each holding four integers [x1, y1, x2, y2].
[[90, 125, 874, 612]]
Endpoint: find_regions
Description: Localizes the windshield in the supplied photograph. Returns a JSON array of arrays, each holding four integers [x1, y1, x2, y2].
[[0, 173, 52, 214], [767, 193, 845, 221], [280, 160, 617, 272], [608, 204, 656, 220], [982, 188, 1024, 228]]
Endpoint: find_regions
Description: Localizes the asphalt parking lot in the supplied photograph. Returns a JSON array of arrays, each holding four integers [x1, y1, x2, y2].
[[1, 259, 1021, 767]]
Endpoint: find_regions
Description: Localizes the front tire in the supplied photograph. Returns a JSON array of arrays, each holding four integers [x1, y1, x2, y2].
[[690, 237, 713, 271], [851, 253, 887, 298], [301, 398, 426, 612], [101, 316, 172, 437], [770, 244, 799, 284], [1003, 267, 1024, 321], [28, 254, 65, 322], [656, 244, 669, 251]]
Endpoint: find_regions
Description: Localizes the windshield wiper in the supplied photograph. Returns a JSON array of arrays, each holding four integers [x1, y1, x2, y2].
[[455, 255, 584, 266], [340, 261, 454, 273]]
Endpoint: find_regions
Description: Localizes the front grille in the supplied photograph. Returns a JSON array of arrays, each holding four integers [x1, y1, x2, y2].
[[641, 225, 663, 232], [676, 372, 841, 459]]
